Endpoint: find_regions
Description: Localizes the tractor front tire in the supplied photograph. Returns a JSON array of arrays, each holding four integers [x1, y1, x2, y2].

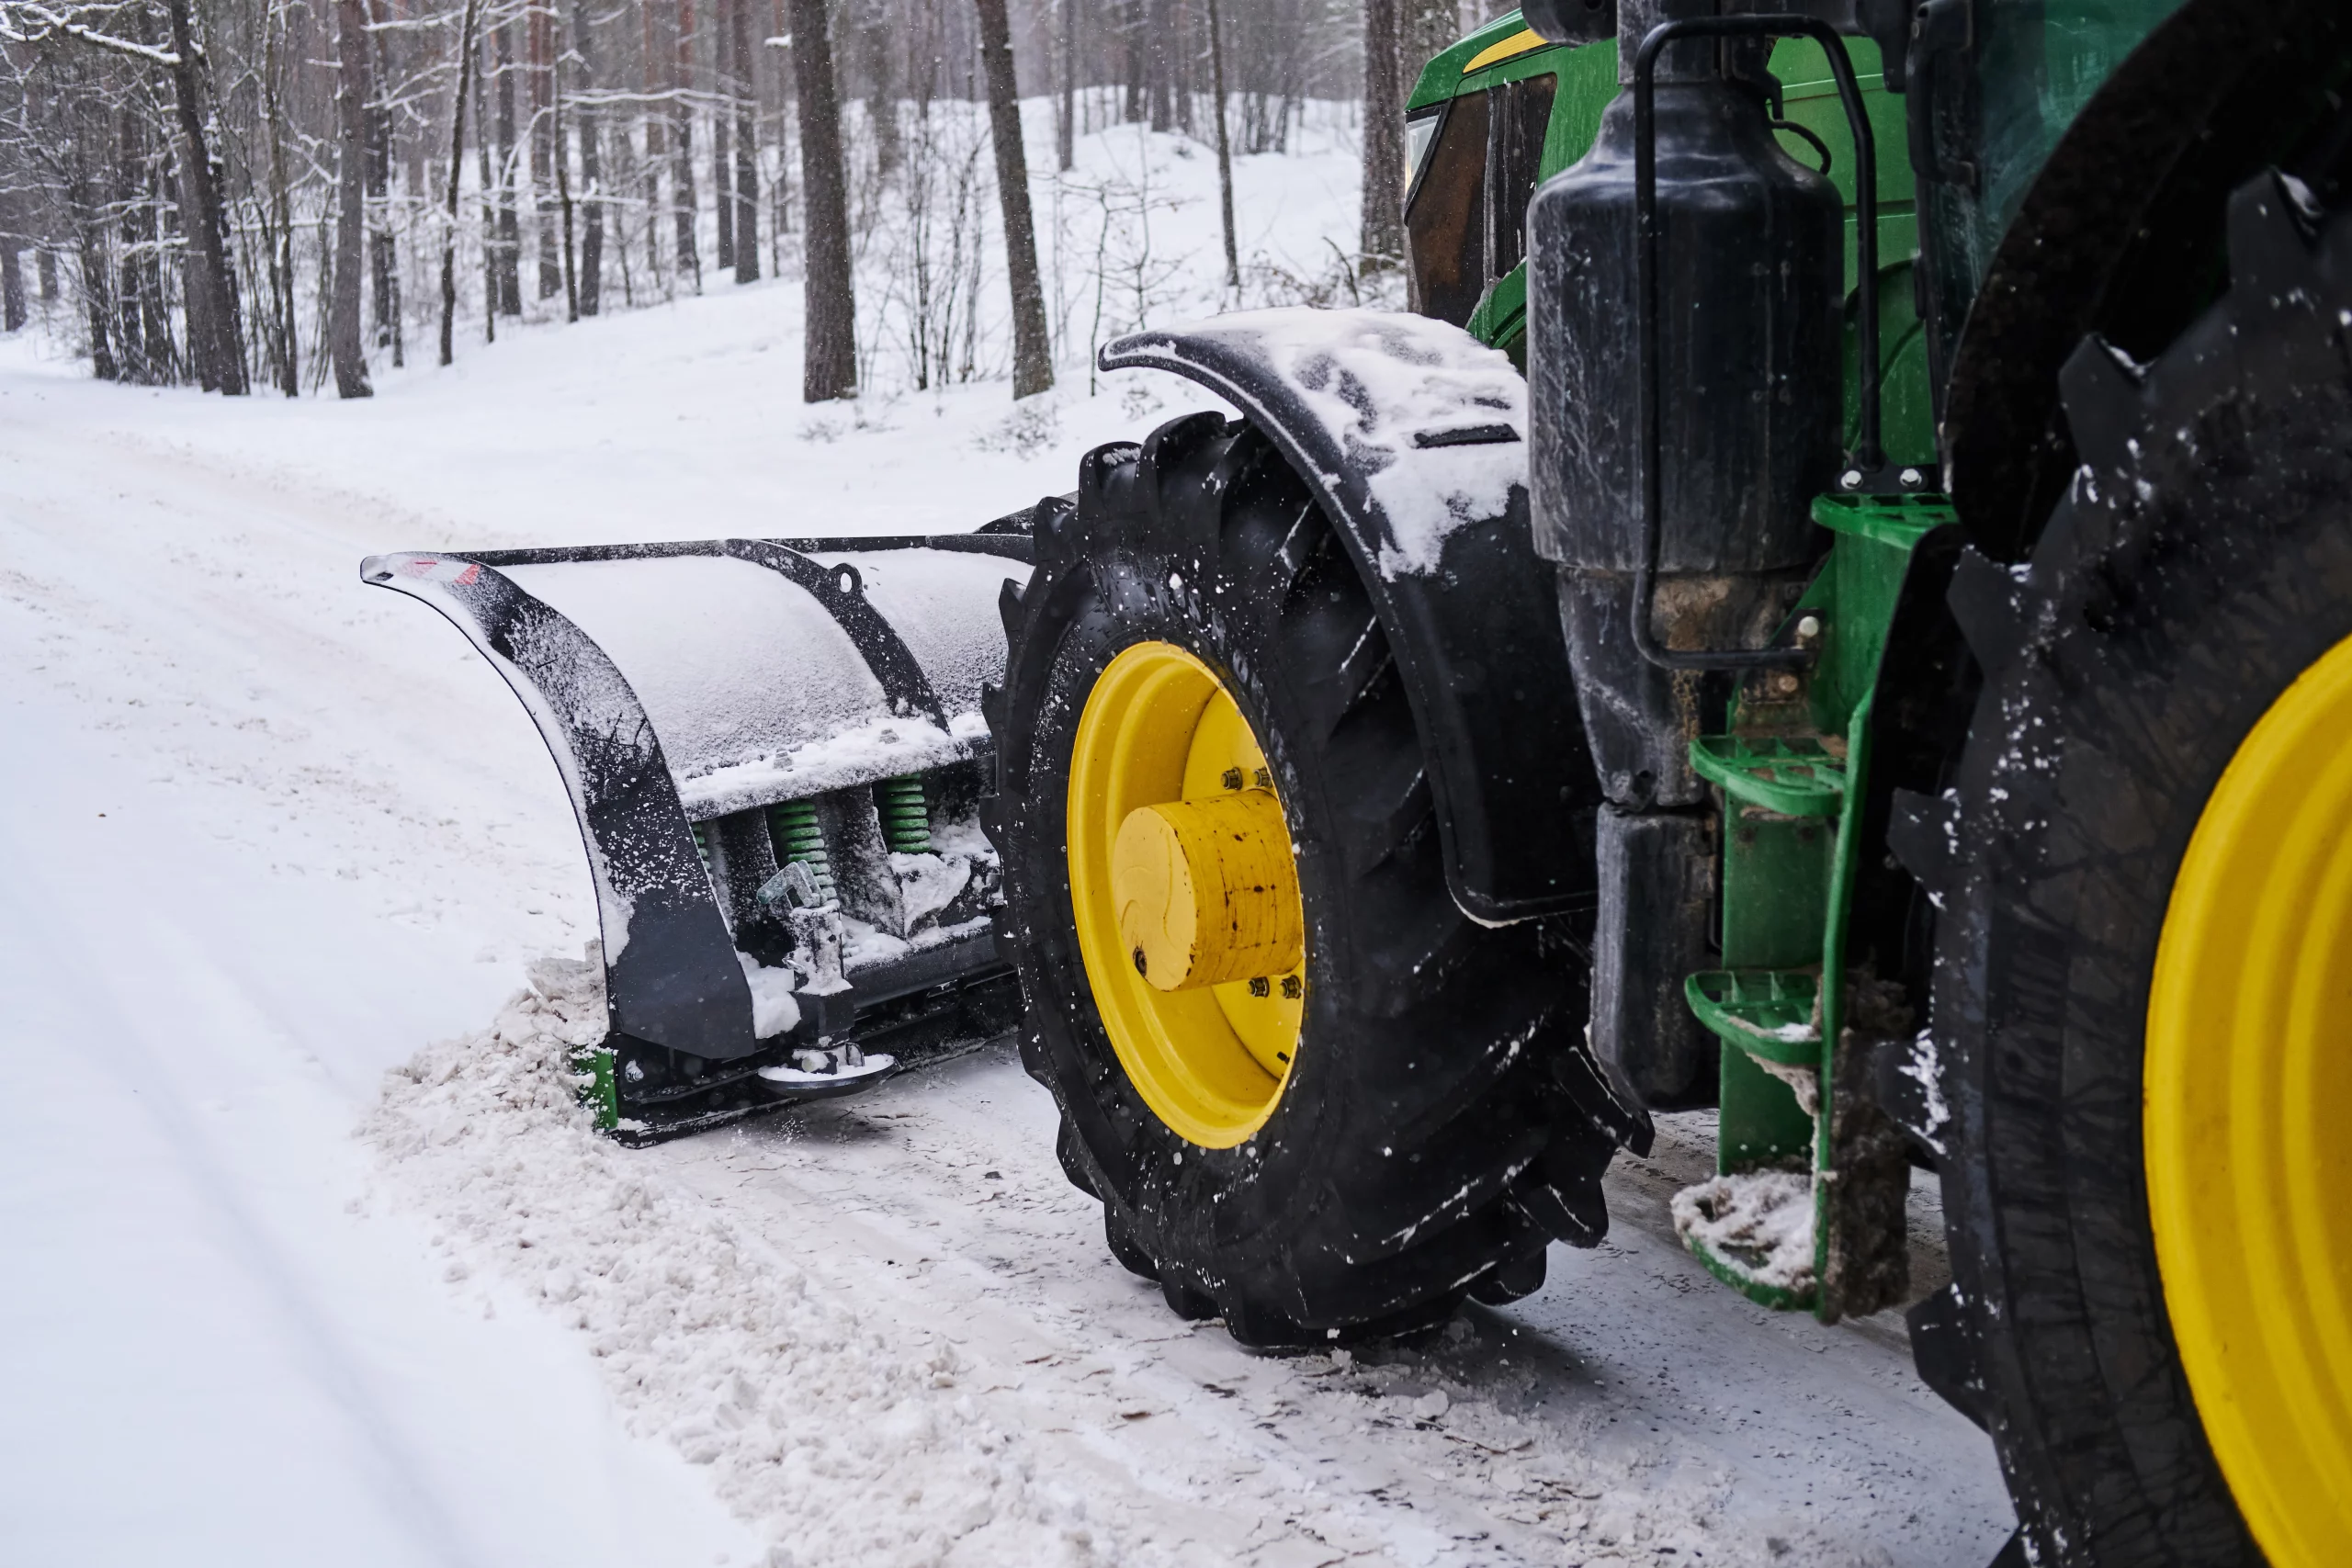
[[985, 413, 1619, 1347]]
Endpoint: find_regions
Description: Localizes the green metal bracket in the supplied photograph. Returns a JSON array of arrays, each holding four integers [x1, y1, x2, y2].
[[1690, 736, 1847, 818], [1686, 969, 1821, 1064], [1678, 491, 1957, 1318], [577, 1041, 620, 1133]]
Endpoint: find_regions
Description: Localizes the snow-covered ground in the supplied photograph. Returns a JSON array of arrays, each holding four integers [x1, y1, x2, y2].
[[1, 115, 2013, 1568]]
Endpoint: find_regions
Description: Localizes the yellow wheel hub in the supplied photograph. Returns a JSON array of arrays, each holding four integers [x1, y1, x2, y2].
[[1068, 641, 1306, 1147], [2149, 630, 2352, 1568]]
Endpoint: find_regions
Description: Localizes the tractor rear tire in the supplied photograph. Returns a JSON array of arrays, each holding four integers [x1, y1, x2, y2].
[[985, 414, 1623, 1347], [1928, 170, 2352, 1567]]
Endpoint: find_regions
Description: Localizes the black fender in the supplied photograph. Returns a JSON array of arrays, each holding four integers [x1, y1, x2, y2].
[[1938, 0, 2352, 560], [1100, 310, 1599, 926]]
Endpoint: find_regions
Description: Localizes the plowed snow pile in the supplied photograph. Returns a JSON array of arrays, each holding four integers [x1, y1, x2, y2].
[[361, 955, 1113, 1568], [361, 954, 1988, 1568]]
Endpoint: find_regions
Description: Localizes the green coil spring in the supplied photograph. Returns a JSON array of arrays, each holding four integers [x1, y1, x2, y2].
[[875, 774, 932, 855], [765, 799, 836, 897]]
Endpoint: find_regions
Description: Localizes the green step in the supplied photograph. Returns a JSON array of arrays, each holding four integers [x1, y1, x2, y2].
[[1690, 735, 1846, 818], [1685, 969, 1821, 1066]]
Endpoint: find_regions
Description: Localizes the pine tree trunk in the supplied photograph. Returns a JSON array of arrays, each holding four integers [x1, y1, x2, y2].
[[1358, 0, 1403, 272], [973, 0, 1050, 398], [787, 0, 854, 400], [440, 0, 483, 364], [729, 0, 756, 284], [38, 249, 58, 305], [862, 6, 901, 176], [333, 0, 374, 397], [162, 0, 248, 392], [1206, 0, 1238, 291]]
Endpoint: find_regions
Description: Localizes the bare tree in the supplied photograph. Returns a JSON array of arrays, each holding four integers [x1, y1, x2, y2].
[[159, 0, 245, 390], [333, 0, 373, 396], [439, 0, 483, 363], [571, 0, 603, 312], [728, 0, 754, 282], [671, 0, 700, 287], [1359, 0, 1402, 271], [786, 0, 852, 400], [971, 0, 1047, 397], [1205, 0, 1237, 292]]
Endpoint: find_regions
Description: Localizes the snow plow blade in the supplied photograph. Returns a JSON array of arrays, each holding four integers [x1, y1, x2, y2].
[[361, 523, 1038, 1141]]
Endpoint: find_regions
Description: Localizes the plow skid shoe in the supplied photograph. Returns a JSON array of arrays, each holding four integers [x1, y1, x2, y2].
[[362, 525, 1038, 1139]]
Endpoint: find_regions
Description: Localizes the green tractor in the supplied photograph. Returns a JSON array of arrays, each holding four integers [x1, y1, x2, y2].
[[368, 2, 2352, 1562]]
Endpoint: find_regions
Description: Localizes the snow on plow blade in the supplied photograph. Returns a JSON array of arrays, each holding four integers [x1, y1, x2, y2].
[[361, 525, 1035, 1139]]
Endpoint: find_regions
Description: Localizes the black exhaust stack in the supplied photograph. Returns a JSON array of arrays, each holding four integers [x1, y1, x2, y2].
[[1529, 0, 1845, 1104]]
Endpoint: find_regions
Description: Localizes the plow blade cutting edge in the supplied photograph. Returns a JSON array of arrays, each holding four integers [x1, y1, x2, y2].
[[361, 523, 1037, 1141]]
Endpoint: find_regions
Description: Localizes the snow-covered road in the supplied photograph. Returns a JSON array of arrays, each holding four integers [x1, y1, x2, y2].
[[0, 313, 2015, 1567]]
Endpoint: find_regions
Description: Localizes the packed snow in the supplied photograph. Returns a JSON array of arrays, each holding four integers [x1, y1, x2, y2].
[[0, 104, 2013, 1568], [1671, 1173, 1820, 1295]]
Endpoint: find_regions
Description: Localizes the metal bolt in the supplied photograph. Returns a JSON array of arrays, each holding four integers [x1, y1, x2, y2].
[[1221, 767, 1244, 790], [1249, 976, 1271, 997], [1839, 469, 1864, 491], [1796, 615, 1822, 641], [1900, 467, 1925, 489], [1772, 672, 1803, 697], [1133, 946, 1149, 976]]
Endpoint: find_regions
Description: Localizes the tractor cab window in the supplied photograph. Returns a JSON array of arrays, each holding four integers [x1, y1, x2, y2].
[[1407, 73, 1557, 329], [1407, 95, 1490, 325]]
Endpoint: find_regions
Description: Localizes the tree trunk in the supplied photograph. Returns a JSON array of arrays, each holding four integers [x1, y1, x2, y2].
[[476, 26, 500, 341], [264, 0, 300, 391], [333, 0, 374, 397], [440, 0, 483, 364], [572, 0, 604, 313], [38, 249, 58, 306], [673, 0, 702, 287], [532, 6, 562, 299], [494, 18, 523, 315], [1206, 0, 1238, 291], [1057, 0, 1074, 170], [713, 0, 735, 272], [1359, 0, 1403, 272], [162, 0, 248, 392], [861, 4, 901, 176], [554, 45, 579, 321], [729, 0, 757, 283], [787, 0, 854, 400], [367, 0, 401, 364], [973, 0, 1050, 398], [3, 243, 25, 333]]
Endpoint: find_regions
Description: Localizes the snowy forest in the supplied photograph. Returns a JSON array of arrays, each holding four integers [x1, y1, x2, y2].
[[0, 0, 1496, 401]]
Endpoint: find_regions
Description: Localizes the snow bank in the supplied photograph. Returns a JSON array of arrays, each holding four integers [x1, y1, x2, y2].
[[360, 953, 1119, 1568], [1670, 1172, 1818, 1295]]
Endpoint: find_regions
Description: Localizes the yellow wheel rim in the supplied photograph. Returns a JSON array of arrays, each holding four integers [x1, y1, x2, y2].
[[2149, 630, 2352, 1567], [1068, 642, 1306, 1147]]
